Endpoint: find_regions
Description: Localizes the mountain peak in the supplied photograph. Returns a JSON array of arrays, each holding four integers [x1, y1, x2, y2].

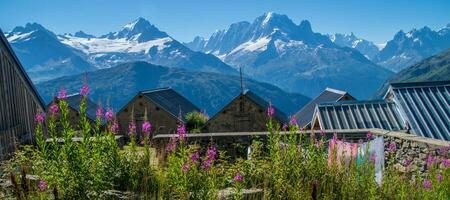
[[11, 22, 47, 34], [101, 17, 169, 42], [298, 20, 312, 32], [123, 17, 151, 30], [74, 31, 95, 38]]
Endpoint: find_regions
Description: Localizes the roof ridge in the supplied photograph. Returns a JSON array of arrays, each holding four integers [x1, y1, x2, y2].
[[390, 80, 450, 88], [325, 87, 348, 95], [140, 87, 171, 93], [318, 100, 388, 106]]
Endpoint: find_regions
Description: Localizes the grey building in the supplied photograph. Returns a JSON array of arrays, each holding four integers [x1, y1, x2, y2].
[[0, 30, 45, 159]]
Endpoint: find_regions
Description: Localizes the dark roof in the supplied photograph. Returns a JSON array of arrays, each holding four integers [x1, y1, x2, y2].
[[243, 90, 288, 123], [140, 88, 200, 121], [294, 88, 355, 128], [52, 94, 100, 122], [313, 100, 405, 131], [0, 29, 45, 110], [386, 81, 450, 141]]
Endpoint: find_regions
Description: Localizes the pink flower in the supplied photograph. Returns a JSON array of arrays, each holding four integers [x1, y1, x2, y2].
[[182, 163, 190, 173], [105, 108, 114, 121], [166, 137, 178, 153], [403, 159, 413, 167], [426, 154, 436, 167], [233, 172, 243, 183], [267, 101, 274, 117], [191, 152, 200, 162], [289, 115, 297, 126], [423, 179, 432, 190], [80, 84, 89, 97], [202, 159, 212, 170], [366, 131, 373, 140], [282, 123, 288, 130], [320, 129, 325, 137], [388, 143, 396, 153], [207, 146, 217, 160], [34, 112, 45, 123], [128, 122, 136, 136], [437, 173, 443, 183], [49, 103, 59, 115], [438, 146, 449, 156], [96, 107, 104, 118], [142, 121, 152, 135], [111, 121, 119, 134], [38, 180, 47, 192], [177, 123, 186, 139], [442, 159, 450, 168], [57, 88, 67, 99]]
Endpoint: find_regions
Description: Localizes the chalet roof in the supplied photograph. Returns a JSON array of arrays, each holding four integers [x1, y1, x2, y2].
[[51, 94, 100, 122], [0, 29, 45, 110], [140, 87, 200, 121], [242, 90, 288, 123], [384, 81, 450, 141], [294, 88, 355, 128], [313, 100, 405, 131]]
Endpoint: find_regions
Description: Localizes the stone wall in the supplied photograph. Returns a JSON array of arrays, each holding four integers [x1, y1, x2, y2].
[[374, 129, 449, 175]]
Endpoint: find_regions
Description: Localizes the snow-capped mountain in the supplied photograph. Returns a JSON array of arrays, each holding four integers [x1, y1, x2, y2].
[[6, 23, 95, 83], [58, 18, 236, 74], [185, 12, 393, 99], [375, 24, 450, 72], [7, 18, 236, 82], [328, 33, 380, 60]]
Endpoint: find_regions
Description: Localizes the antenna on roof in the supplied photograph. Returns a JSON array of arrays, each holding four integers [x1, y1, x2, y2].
[[240, 67, 244, 94]]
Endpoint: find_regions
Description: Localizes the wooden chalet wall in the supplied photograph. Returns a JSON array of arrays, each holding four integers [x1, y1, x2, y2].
[[0, 31, 44, 159]]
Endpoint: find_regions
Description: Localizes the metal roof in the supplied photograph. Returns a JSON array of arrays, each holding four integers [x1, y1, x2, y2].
[[243, 90, 288, 123], [294, 88, 355, 128], [60, 94, 100, 122], [385, 81, 450, 141], [140, 87, 200, 121], [313, 100, 405, 131], [0, 29, 45, 110]]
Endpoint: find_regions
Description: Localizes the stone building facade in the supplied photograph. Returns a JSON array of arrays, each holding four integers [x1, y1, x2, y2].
[[203, 90, 287, 133], [117, 88, 199, 136], [0, 30, 45, 159]]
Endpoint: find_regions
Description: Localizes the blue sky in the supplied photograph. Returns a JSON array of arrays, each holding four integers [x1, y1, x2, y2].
[[1, 0, 449, 43]]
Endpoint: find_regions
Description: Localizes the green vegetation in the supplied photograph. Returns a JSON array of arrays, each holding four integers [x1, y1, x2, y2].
[[185, 111, 209, 133], [0, 87, 449, 199]]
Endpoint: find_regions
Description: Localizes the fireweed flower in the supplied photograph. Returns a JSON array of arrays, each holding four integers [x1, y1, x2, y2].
[[202, 159, 212, 170], [426, 154, 436, 167], [423, 179, 432, 190], [177, 123, 186, 140], [80, 84, 89, 97], [166, 137, 178, 153], [438, 146, 449, 156], [233, 172, 243, 183], [110, 121, 119, 134], [57, 88, 67, 99], [388, 143, 396, 153], [142, 121, 152, 135], [320, 129, 325, 137], [403, 159, 413, 167], [289, 115, 297, 126], [267, 101, 274, 117], [442, 159, 450, 168], [207, 146, 217, 160], [49, 103, 59, 115], [34, 112, 45, 123], [182, 163, 190, 173], [282, 123, 288, 131], [191, 152, 200, 163], [96, 107, 104, 119], [128, 122, 136, 136], [437, 173, 443, 183], [38, 180, 48, 192], [366, 131, 373, 140], [105, 108, 114, 121]]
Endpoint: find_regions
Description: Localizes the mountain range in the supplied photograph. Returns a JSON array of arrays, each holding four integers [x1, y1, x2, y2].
[[185, 12, 393, 99], [374, 48, 450, 98], [6, 18, 236, 83], [36, 61, 311, 116]]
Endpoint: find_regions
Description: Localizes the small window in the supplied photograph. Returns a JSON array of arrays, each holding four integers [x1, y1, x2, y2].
[[222, 111, 227, 114], [124, 108, 128, 112], [139, 102, 143, 106], [155, 107, 160, 111], [259, 109, 263, 113], [138, 95, 143, 98]]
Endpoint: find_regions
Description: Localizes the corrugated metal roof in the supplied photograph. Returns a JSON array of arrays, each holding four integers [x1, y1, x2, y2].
[[141, 88, 200, 121], [243, 90, 288, 123], [386, 81, 450, 141], [294, 88, 355, 128], [63, 94, 100, 122], [314, 100, 405, 131]]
